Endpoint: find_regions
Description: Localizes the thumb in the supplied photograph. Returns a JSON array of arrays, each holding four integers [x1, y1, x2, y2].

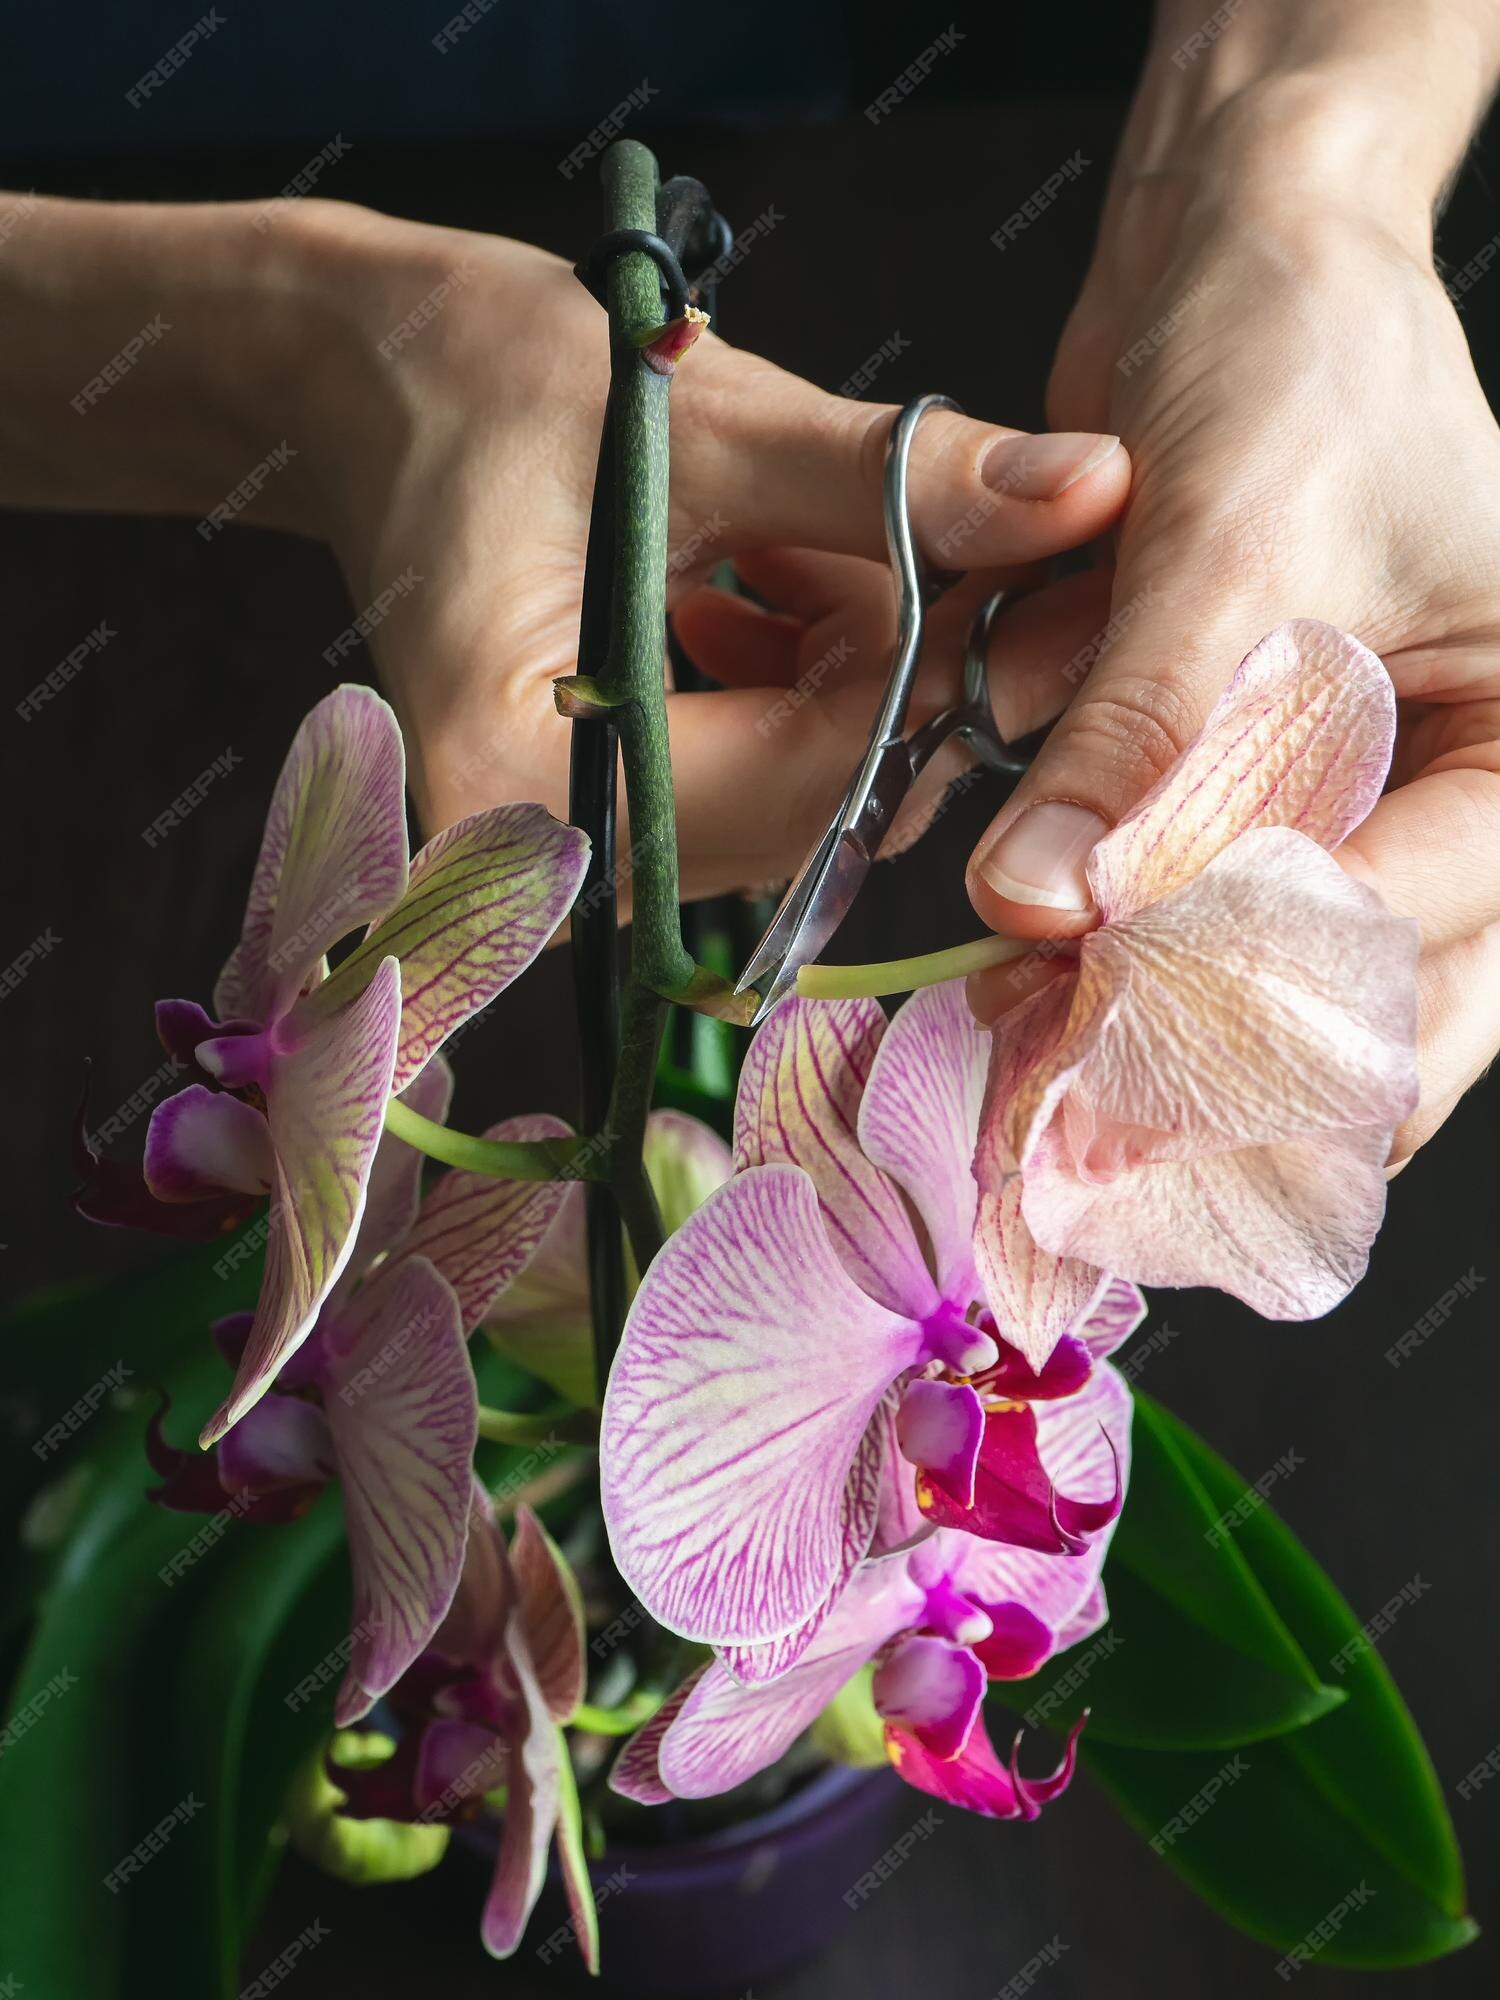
[[672, 340, 1129, 574], [964, 556, 1287, 941]]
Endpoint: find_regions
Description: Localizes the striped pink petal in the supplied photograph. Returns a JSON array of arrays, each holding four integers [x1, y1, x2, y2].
[[1080, 1278, 1148, 1360], [1055, 830, 1420, 1162], [1023, 1117, 1396, 1320], [477, 1180, 593, 1407], [394, 1113, 576, 1338], [319, 805, 589, 1094], [974, 1178, 1107, 1373], [717, 1407, 886, 1686], [327, 1055, 453, 1313], [215, 685, 409, 1022], [600, 1164, 924, 1647], [320, 1254, 476, 1725], [655, 1563, 923, 1799], [1054, 1582, 1109, 1650], [510, 1505, 584, 1724], [974, 973, 1078, 1192], [643, 1110, 734, 1237], [202, 956, 402, 1443], [1088, 621, 1395, 924], [859, 979, 991, 1303], [735, 995, 935, 1317], [482, 1615, 564, 1960], [609, 1668, 709, 1804]]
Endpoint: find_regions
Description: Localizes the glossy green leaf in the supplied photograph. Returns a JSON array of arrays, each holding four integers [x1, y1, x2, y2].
[[999, 1561, 1344, 1751], [0, 1344, 344, 1997], [998, 1389, 1341, 1750], [1072, 1396, 1474, 1970], [140, 1485, 349, 1986], [0, 1233, 265, 1633]]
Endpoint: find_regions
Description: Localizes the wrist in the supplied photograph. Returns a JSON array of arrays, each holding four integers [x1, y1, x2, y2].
[[1113, 5, 1500, 268]]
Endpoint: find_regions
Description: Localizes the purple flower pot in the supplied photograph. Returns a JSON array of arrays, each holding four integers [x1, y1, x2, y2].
[[457, 1762, 904, 1996]]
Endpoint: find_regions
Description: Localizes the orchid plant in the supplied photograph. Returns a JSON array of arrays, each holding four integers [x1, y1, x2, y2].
[[27, 140, 1473, 1996]]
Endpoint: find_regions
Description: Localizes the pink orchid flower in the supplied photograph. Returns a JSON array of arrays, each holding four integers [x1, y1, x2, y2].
[[601, 984, 1136, 1662], [135, 685, 588, 1445], [149, 1058, 487, 1726], [150, 1074, 730, 1721], [333, 1491, 598, 1970], [974, 621, 1421, 1359], [612, 1526, 1103, 1820]]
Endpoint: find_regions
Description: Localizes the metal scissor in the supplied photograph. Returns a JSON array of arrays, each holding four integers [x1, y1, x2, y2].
[[735, 393, 1040, 1024]]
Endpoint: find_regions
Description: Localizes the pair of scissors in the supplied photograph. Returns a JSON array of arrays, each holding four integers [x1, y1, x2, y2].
[[735, 393, 1040, 1025]]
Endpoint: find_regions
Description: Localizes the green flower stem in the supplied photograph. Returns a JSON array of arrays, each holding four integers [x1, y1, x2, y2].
[[382, 1098, 594, 1182], [571, 1691, 665, 1737], [601, 979, 667, 1275], [475, 1403, 596, 1447], [598, 140, 699, 1003], [795, 933, 1033, 1000]]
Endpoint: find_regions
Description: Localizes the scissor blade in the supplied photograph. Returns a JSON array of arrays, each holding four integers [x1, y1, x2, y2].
[[744, 831, 873, 1025], [734, 818, 844, 998]]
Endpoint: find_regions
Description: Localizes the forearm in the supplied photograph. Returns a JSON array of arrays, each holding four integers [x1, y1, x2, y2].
[[0, 194, 353, 533], [1112, 1, 1500, 260]]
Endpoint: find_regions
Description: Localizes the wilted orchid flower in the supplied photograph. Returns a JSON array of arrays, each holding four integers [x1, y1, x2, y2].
[[333, 1491, 598, 1970], [975, 622, 1421, 1348], [136, 685, 587, 1444], [612, 1526, 1107, 1819], [602, 985, 1135, 1662]]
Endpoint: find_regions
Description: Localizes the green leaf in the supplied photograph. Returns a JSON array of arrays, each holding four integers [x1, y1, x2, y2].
[[0, 1467, 196, 1996], [139, 1486, 349, 1985], [1071, 1396, 1474, 1971], [1001, 1562, 1344, 1751], [0, 1341, 347, 1999], [998, 1390, 1341, 1750], [0, 1233, 265, 1632], [1115, 1395, 1329, 1690]]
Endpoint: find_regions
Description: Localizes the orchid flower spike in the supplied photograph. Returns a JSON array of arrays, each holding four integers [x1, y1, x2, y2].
[[975, 621, 1420, 1345], [133, 686, 586, 1445], [602, 984, 1137, 1661]]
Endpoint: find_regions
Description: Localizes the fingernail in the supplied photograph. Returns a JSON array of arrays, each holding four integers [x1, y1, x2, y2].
[[977, 802, 1109, 910], [981, 432, 1119, 499]]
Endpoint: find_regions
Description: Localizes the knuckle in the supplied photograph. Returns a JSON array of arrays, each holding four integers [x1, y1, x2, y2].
[[1061, 672, 1202, 794]]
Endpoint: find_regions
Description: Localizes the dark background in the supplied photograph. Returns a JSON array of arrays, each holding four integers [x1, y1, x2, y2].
[[2, 7, 1497, 1995]]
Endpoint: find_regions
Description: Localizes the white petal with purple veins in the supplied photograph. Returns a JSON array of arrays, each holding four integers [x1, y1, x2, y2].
[[203, 957, 403, 1444], [395, 1113, 576, 1338], [601, 1164, 924, 1646], [734, 995, 935, 1316], [860, 980, 990, 1302], [215, 685, 409, 1023], [320, 805, 590, 1095], [321, 1255, 477, 1726]]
